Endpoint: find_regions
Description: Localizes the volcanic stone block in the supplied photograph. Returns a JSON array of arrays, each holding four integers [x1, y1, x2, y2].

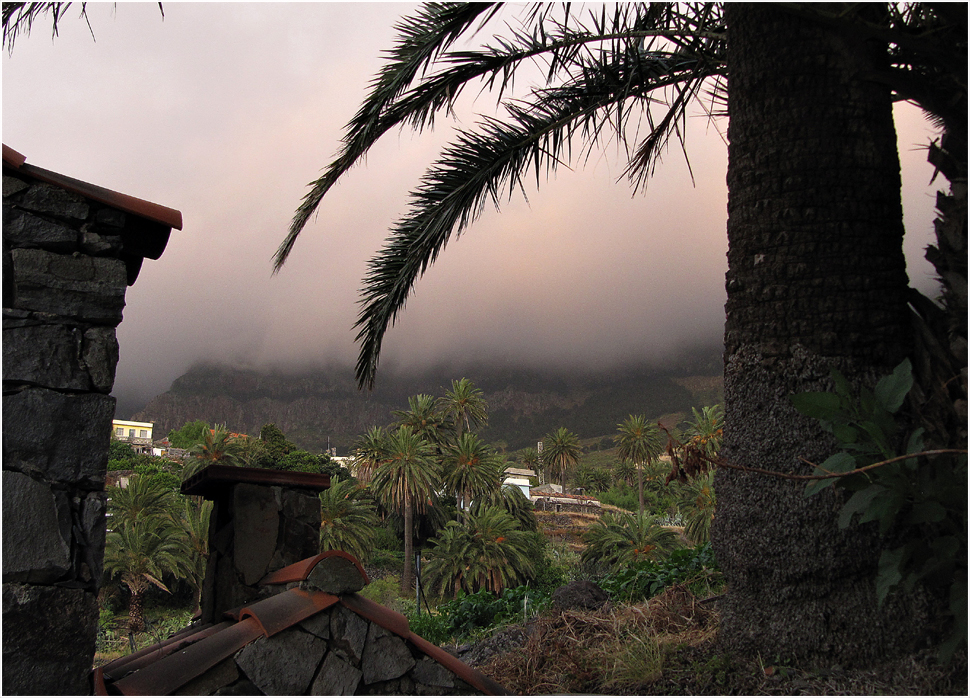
[[82, 326, 120, 393], [3, 175, 29, 198], [306, 555, 366, 595], [361, 622, 415, 684], [80, 490, 108, 584], [235, 628, 327, 695], [330, 604, 368, 665], [17, 182, 90, 220], [2, 583, 98, 696], [1, 471, 71, 584], [9, 248, 127, 323], [2, 387, 114, 486], [3, 323, 91, 391], [299, 608, 332, 640], [232, 484, 279, 585], [3, 207, 78, 251], [412, 657, 455, 689], [310, 651, 362, 696]]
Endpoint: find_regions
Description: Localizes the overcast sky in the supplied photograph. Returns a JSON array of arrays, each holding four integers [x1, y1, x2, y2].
[[2, 2, 944, 410]]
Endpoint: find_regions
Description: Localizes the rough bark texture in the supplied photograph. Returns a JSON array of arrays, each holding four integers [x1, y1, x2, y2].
[[713, 4, 928, 666]]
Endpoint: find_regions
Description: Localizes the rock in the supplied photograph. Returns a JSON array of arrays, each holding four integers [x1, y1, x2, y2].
[[552, 580, 610, 611], [306, 554, 366, 595], [330, 604, 368, 664], [361, 622, 415, 684], [2, 387, 114, 486], [1, 471, 71, 583], [232, 484, 279, 585], [310, 651, 362, 695], [1, 583, 98, 695], [235, 627, 326, 695]]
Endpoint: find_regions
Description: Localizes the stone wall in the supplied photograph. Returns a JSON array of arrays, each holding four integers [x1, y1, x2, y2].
[[2, 165, 173, 695], [175, 603, 484, 696]]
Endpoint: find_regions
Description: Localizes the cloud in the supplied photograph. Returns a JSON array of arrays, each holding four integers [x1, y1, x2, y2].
[[1, 3, 944, 411]]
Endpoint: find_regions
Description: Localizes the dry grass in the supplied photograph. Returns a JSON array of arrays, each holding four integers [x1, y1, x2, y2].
[[478, 585, 967, 696]]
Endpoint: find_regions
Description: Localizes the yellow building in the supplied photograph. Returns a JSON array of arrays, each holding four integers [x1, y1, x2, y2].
[[111, 419, 154, 453]]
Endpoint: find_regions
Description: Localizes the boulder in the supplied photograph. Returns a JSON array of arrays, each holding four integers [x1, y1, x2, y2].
[[552, 580, 610, 612]]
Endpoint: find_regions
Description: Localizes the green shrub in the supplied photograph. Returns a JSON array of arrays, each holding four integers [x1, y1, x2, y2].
[[598, 542, 721, 603], [406, 609, 453, 645]]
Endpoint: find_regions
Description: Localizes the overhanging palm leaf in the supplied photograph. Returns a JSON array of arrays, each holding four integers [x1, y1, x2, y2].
[[278, 3, 726, 387], [277, 2, 500, 268]]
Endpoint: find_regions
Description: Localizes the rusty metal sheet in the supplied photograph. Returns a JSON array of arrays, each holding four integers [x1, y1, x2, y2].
[[259, 550, 369, 586], [112, 617, 263, 696], [239, 588, 339, 637]]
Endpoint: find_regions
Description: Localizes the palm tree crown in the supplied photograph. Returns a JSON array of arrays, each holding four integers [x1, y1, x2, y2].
[[542, 426, 582, 490], [615, 414, 664, 515]]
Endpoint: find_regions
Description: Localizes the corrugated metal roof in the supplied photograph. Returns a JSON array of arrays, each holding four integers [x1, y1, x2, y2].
[[2, 144, 183, 233]]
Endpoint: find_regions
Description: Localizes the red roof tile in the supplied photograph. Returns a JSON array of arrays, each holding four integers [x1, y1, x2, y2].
[[2, 144, 182, 233], [112, 617, 264, 696], [239, 588, 339, 638], [259, 550, 369, 586], [100, 622, 232, 681], [97, 554, 510, 696]]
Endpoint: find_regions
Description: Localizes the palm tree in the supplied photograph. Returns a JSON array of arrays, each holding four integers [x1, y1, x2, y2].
[[442, 432, 501, 522], [681, 405, 723, 459], [351, 425, 389, 484], [437, 377, 488, 438], [679, 471, 716, 546], [102, 518, 189, 634], [166, 496, 212, 611], [392, 394, 446, 444], [542, 427, 581, 491], [615, 415, 664, 516], [424, 506, 536, 597], [319, 476, 380, 561], [184, 424, 243, 479], [107, 475, 176, 532], [370, 425, 440, 592], [519, 446, 541, 479], [273, 2, 965, 666], [580, 511, 678, 570], [612, 459, 636, 489]]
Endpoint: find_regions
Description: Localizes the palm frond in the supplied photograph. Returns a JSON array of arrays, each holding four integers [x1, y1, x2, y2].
[[353, 47, 719, 387], [276, 2, 500, 269]]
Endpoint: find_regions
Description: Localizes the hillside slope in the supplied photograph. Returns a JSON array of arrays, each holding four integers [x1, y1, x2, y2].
[[132, 356, 722, 454]]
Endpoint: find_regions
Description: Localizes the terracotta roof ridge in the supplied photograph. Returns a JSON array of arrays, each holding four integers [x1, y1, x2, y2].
[[238, 588, 339, 637], [2, 143, 182, 231], [112, 616, 263, 696], [258, 550, 369, 587]]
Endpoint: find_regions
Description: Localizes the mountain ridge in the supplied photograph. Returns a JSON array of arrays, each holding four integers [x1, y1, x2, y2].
[[131, 350, 723, 454]]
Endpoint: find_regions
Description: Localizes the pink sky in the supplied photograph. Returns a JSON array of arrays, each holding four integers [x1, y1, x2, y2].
[[1, 3, 944, 410]]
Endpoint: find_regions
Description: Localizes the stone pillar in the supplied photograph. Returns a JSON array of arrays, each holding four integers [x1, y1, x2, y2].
[[180, 466, 330, 623], [2, 150, 180, 695]]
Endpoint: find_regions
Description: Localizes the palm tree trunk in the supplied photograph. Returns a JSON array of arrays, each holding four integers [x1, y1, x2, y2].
[[402, 495, 414, 592], [126, 584, 146, 634], [636, 461, 644, 516], [713, 4, 925, 666]]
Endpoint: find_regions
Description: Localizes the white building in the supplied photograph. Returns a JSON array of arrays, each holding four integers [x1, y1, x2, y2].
[[111, 419, 154, 453]]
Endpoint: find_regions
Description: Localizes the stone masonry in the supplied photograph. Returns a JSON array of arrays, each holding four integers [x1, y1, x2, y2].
[[2, 147, 180, 695]]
